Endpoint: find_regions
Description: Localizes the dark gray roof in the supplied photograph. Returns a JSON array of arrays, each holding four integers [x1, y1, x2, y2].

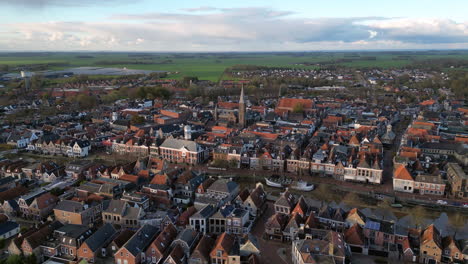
[[124, 225, 159, 256], [207, 179, 238, 194], [0, 221, 18, 236], [83, 223, 116, 252], [0, 176, 15, 186], [174, 228, 198, 247], [104, 199, 126, 215], [192, 205, 215, 219], [420, 142, 459, 151], [54, 200, 85, 213]]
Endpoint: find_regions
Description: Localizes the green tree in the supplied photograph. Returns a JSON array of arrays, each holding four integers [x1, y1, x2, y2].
[[50, 187, 64, 197], [75, 94, 97, 109], [30, 74, 45, 90], [131, 115, 145, 125], [293, 103, 304, 113]]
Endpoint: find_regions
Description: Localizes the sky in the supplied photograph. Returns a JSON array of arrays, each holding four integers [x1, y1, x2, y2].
[[1, 0, 468, 51]]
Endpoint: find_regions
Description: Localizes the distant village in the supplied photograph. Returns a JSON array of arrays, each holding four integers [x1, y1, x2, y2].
[[0, 65, 466, 264]]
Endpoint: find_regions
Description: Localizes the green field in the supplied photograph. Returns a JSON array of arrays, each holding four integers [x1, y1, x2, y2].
[[1, 51, 468, 81]]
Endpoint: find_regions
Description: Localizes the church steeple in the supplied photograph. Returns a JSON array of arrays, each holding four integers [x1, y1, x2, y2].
[[214, 102, 218, 121], [238, 85, 246, 128]]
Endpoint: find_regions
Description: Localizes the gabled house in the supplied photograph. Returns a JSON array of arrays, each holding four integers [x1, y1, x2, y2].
[[77, 223, 117, 262], [345, 223, 367, 255], [163, 244, 186, 264], [53, 224, 93, 260], [171, 228, 200, 257], [18, 191, 58, 220], [145, 223, 178, 264], [210, 232, 240, 264], [190, 205, 215, 234], [108, 229, 135, 256], [265, 213, 288, 241], [345, 208, 366, 228], [115, 225, 159, 264], [420, 224, 442, 264], [102, 199, 144, 229], [442, 236, 463, 263], [283, 213, 304, 241], [54, 200, 103, 226], [274, 190, 296, 215], [189, 235, 215, 264], [242, 183, 267, 218]]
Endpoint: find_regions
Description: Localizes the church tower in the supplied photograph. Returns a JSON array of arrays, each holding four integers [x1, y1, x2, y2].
[[238, 85, 246, 128], [214, 102, 218, 121]]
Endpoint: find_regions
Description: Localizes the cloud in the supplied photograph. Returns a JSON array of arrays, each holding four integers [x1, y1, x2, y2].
[[0, 0, 137, 8], [1, 7, 468, 51]]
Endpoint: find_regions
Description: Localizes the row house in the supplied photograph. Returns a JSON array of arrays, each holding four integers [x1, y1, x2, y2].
[[51, 224, 93, 260], [145, 223, 178, 264], [292, 231, 348, 264], [189, 235, 215, 264], [446, 163, 467, 198], [18, 191, 58, 220], [21, 221, 63, 260], [30, 137, 91, 157], [208, 206, 252, 235], [115, 225, 159, 264], [35, 161, 65, 183], [363, 219, 396, 252], [77, 223, 117, 263], [102, 200, 145, 229], [53, 200, 103, 226], [235, 183, 267, 218], [210, 232, 240, 264]]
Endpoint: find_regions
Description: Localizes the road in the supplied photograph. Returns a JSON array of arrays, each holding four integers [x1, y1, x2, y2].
[[251, 202, 290, 264]]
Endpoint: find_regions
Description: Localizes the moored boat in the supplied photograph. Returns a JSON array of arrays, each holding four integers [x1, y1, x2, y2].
[[265, 175, 292, 188], [290, 180, 314, 191]]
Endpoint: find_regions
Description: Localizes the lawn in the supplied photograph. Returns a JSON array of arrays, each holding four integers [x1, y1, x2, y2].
[[1, 51, 468, 81]]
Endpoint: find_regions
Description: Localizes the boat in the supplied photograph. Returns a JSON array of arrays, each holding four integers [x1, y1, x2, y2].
[[290, 180, 314, 192], [265, 175, 292, 188]]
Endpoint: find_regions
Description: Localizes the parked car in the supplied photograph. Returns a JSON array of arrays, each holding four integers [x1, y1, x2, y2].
[[463, 203, 468, 208], [437, 200, 448, 205]]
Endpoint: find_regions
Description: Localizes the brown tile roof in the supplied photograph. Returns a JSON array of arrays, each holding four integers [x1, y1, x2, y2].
[[421, 224, 441, 249], [237, 189, 250, 202], [191, 235, 215, 262], [394, 165, 413, 181], [151, 223, 178, 256], [345, 224, 365, 246], [210, 232, 236, 258], [166, 244, 185, 264], [266, 213, 288, 229], [35, 193, 58, 209]]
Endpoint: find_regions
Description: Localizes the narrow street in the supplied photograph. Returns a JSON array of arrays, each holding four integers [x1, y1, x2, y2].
[[251, 202, 290, 264]]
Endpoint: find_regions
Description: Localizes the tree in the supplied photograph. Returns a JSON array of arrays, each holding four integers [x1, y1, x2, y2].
[[50, 187, 64, 197], [30, 74, 45, 90], [228, 159, 239, 168], [293, 103, 304, 113], [212, 159, 229, 168], [131, 115, 145, 125], [76, 94, 97, 110]]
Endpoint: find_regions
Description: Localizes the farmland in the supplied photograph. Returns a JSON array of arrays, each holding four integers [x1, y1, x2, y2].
[[1, 51, 468, 81]]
